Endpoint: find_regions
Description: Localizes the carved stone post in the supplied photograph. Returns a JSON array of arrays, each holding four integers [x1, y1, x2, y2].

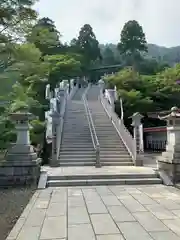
[[0, 109, 41, 186], [131, 112, 144, 166], [50, 111, 60, 167], [157, 107, 180, 183]]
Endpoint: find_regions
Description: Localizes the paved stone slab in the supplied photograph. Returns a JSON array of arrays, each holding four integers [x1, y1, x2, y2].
[[46, 202, 66, 216], [6, 218, 26, 240], [68, 207, 90, 225], [96, 186, 113, 196], [155, 199, 180, 210], [108, 205, 136, 222], [150, 231, 180, 240], [40, 216, 66, 239], [101, 195, 122, 206], [68, 188, 82, 197], [86, 201, 108, 214], [145, 204, 177, 220], [38, 189, 52, 198], [7, 185, 180, 240], [163, 219, 180, 236], [68, 196, 85, 207], [82, 189, 101, 201], [115, 192, 132, 200], [130, 193, 157, 205], [133, 212, 169, 232], [124, 187, 142, 194], [172, 209, 180, 217], [50, 191, 67, 203], [33, 199, 49, 209], [90, 214, 119, 235], [68, 224, 95, 240], [120, 197, 147, 212], [117, 222, 153, 240], [17, 226, 41, 240], [96, 234, 125, 240], [24, 209, 46, 227]]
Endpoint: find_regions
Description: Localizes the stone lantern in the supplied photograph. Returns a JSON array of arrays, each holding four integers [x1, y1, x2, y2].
[[157, 106, 180, 183], [0, 108, 41, 186]]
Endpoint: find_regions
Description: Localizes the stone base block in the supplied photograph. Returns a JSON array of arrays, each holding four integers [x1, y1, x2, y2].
[[0, 158, 41, 187], [135, 155, 144, 166], [157, 160, 180, 183]]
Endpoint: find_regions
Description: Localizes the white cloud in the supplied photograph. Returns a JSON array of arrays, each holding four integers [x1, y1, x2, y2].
[[34, 0, 180, 47]]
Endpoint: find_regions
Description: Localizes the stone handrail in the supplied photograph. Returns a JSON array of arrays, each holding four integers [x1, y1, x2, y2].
[[100, 91, 136, 163], [82, 88, 101, 167], [68, 84, 78, 100], [56, 90, 67, 159]]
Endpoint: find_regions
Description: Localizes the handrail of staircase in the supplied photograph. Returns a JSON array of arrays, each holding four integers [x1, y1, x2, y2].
[[82, 87, 101, 167], [56, 87, 68, 160], [99, 91, 137, 164]]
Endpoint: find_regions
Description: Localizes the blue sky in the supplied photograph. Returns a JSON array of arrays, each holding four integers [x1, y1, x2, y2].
[[34, 0, 180, 47]]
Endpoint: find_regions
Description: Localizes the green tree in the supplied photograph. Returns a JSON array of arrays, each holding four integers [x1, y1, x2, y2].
[[45, 54, 82, 90], [27, 17, 62, 56], [75, 24, 101, 70], [104, 65, 180, 127], [102, 47, 116, 66], [118, 20, 147, 69]]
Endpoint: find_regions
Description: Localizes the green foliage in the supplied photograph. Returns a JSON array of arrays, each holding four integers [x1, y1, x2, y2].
[[105, 65, 180, 127], [30, 119, 45, 146], [118, 20, 147, 56], [27, 17, 62, 56], [45, 54, 81, 90], [101, 47, 116, 66], [73, 24, 101, 70]]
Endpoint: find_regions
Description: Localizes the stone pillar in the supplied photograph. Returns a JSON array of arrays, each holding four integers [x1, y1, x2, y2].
[[131, 112, 144, 166], [0, 110, 41, 186], [157, 107, 180, 183], [50, 111, 60, 167]]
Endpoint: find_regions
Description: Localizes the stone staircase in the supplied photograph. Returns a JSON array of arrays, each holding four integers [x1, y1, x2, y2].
[[47, 85, 162, 187], [87, 86, 133, 166], [46, 166, 162, 187], [59, 88, 96, 166]]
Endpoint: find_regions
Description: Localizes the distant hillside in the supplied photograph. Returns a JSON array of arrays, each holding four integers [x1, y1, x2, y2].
[[147, 44, 180, 65], [100, 43, 180, 66]]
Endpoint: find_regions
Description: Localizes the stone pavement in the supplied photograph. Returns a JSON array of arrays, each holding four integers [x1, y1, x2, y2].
[[43, 165, 158, 176], [6, 185, 180, 240]]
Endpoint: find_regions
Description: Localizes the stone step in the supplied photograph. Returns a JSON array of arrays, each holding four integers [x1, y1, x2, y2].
[[101, 162, 133, 166], [100, 158, 131, 162], [60, 151, 95, 154], [98, 141, 124, 144], [62, 139, 92, 142], [97, 135, 121, 137], [48, 173, 159, 181], [60, 147, 94, 151], [61, 144, 92, 147], [59, 159, 96, 162], [59, 155, 96, 159], [100, 151, 129, 155], [59, 162, 96, 167], [100, 146, 127, 150], [100, 154, 130, 158], [48, 178, 162, 187]]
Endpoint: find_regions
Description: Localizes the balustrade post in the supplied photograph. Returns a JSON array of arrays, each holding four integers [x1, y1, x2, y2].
[[50, 111, 60, 167], [131, 112, 144, 166]]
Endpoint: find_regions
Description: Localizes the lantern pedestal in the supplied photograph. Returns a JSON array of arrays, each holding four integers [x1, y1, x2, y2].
[[0, 111, 41, 186], [157, 107, 180, 183]]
